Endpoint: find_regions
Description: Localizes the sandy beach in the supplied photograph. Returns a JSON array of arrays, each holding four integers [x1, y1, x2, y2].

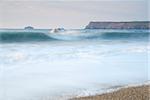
[[72, 84, 150, 100]]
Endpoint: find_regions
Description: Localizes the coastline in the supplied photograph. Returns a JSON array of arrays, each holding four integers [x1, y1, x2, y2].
[[71, 82, 150, 100], [85, 21, 150, 29]]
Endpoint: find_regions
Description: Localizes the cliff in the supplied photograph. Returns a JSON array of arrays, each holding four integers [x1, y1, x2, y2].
[[85, 21, 150, 29]]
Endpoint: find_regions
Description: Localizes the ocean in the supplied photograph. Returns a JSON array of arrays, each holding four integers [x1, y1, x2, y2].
[[0, 29, 149, 100]]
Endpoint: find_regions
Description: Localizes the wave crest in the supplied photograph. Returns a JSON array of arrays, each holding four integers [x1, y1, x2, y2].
[[0, 29, 149, 42]]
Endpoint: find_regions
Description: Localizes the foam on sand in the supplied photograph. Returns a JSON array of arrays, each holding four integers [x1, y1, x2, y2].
[[72, 82, 150, 100]]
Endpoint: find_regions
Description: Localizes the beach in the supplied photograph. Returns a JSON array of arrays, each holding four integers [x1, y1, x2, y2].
[[0, 0, 149, 100], [72, 84, 150, 100], [0, 29, 149, 100]]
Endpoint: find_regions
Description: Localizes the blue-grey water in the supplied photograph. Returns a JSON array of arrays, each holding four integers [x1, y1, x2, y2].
[[0, 29, 149, 100]]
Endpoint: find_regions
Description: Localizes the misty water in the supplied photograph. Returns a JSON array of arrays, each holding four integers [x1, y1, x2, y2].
[[0, 29, 149, 100]]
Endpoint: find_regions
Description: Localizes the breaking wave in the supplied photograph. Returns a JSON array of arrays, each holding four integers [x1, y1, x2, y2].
[[0, 29, 149, 42], [0, 31, 55, 42]]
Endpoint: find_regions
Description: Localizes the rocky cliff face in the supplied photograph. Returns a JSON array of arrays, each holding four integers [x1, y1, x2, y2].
[[85, 21, 150, 29]]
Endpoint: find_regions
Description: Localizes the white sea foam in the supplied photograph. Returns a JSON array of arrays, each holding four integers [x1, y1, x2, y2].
[[0, 29, 149, 100]]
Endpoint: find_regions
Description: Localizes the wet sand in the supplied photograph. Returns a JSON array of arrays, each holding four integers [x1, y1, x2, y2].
[[72, 84, 150, 100]]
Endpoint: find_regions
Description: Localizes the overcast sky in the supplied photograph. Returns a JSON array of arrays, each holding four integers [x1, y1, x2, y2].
[[0, 0, 149, 29]]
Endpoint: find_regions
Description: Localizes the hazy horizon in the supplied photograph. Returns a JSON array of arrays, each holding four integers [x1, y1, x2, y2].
[[0, 0, 149, 29]]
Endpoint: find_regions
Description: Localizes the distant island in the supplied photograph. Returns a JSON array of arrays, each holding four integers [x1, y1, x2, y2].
[[85, 21, 150, 29], [24, 26, 34, 30]]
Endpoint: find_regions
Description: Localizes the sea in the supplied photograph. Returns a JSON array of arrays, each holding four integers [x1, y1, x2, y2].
[[0, 29, 149, 100]]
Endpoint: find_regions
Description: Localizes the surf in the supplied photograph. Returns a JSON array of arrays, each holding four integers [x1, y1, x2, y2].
[[0, 29, 149, 42]]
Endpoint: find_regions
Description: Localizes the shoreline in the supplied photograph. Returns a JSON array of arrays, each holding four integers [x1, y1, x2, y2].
[[71, 83, 150, 100]]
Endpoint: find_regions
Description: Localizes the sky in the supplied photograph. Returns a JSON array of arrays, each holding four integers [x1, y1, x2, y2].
[[0, 0, 149, 29]]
